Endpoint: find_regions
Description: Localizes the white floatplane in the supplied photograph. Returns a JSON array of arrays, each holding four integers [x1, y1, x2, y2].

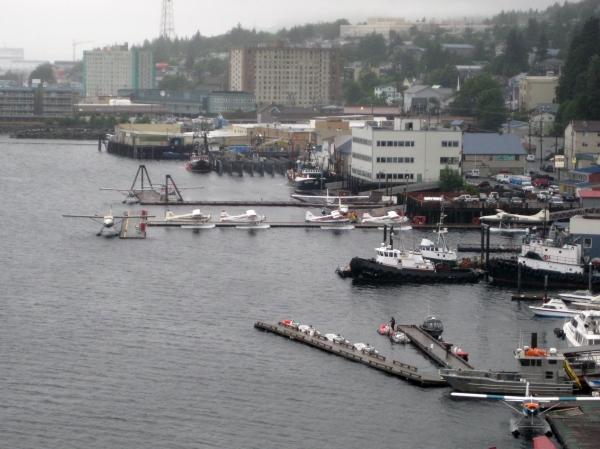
[[362, 211, 409, 225], [452, 383, 600, 437], [220, 210, 269, 229], [62, 207, 152, 236], [165, 209, 214, 229], [480, 209, 549, 225]]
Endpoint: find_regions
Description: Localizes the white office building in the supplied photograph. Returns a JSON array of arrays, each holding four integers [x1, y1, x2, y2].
[[350, 118, 462, 183], [83, 46, 155, 97]]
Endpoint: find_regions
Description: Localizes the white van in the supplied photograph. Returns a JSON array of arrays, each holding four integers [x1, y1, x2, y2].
[[465, 169, 480, 178], [495, 174, 511, 183]]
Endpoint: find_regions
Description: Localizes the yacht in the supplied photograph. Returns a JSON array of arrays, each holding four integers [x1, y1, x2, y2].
[[562, 311, 600, 348], [529, 298, 579, 318]]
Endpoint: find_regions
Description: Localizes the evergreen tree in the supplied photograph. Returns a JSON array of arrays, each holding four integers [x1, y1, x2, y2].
[[475, 88, 506, 131]]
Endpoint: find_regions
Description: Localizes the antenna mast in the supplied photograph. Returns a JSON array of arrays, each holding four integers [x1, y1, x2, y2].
[[159, 0, 175, 40]]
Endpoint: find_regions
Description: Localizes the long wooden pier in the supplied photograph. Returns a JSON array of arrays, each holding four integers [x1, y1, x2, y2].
[[396, 325, 475, 370], [254, 320, 448, 387]]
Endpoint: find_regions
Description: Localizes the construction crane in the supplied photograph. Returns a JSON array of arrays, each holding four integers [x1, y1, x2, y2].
[[73, 40, 93, 61]]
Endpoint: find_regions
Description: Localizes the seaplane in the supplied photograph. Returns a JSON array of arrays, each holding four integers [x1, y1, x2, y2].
[[480, 209, 549, 225], [165, 209, 214, 229], [62, 207, 152, 236], [101, 184, 204, 203], [220, 210, 269, 229], [305, 200, 355, 230], [362, 211, 410, 225], [451, 382, 600, 437], [291, 190, 369, 204]]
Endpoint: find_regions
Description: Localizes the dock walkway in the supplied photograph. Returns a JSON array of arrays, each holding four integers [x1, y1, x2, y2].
[[120, 210, 149, 239], [254, 321, 447, 387], [397, 325, 474, 370]]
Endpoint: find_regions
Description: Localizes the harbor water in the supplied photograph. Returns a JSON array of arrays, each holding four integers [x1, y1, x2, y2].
[[0, 136, 569, 448]]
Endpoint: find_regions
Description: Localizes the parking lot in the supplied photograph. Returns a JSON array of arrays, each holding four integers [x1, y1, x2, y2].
[[463, 160, 576, 209]]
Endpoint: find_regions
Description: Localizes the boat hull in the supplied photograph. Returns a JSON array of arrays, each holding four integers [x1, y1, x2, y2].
[[487, 258, 600, 289], [440, 369, 574, 395], [345, 257, 483, 284]]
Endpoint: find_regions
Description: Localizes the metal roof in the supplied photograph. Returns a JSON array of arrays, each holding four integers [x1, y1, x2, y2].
[[462, 133, 525, 155], [572, 166, 600, 174]]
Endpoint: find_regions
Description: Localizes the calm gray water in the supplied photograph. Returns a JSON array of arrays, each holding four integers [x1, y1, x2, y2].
[[0, 136, 567, 448]]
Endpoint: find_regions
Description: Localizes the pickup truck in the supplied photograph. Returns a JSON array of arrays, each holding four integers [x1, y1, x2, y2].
[[453, 194, 478, 203]]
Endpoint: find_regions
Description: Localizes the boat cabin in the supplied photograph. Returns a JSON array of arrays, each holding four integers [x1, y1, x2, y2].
[[420, 316, 444, 338]]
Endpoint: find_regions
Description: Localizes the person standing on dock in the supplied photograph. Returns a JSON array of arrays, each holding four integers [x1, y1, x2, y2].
[[390, 317, 396, 333]]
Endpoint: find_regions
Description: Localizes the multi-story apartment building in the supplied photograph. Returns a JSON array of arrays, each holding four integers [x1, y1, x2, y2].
[[564, 121, 600, 170], [0, 86, 72, 117], [83, 44, 155, 97], [350, 118, 462, 183], [518, 76, 558, 111], [229, 41, 341, 107]]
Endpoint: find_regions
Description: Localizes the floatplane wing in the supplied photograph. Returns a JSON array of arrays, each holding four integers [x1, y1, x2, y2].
[[452, 383, 600, 437]]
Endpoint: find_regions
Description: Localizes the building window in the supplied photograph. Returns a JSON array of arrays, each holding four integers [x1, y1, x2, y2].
[[584, 238, 592, 249], [582, 142, 588, 147]]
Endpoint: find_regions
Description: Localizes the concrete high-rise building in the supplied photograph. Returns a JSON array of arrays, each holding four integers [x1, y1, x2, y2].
[[83, 45, 155, 97], [229, 41, 341, 107]]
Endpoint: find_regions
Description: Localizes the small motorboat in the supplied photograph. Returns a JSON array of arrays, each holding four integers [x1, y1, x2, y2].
[[390, 331, 410, 344], [353, 343, 379, 354], [529, 298, 579, 318], [376, 324, 410, 343], [452, 345, 469, 361], [558, 290, 597, 302], [325, 334, 349, 344], [420, 316, 444, 340]]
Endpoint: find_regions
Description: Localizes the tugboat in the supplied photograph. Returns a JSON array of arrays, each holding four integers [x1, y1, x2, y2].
[[185, 132, 212, 173], [420, 316, 444, 340], [336, 225, 483, 284], [487, 225, 600, 289]]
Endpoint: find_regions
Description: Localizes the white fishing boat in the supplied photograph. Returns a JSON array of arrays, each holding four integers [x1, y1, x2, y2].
[[529, 298, 579, 318], [418, 212, 458, 266]]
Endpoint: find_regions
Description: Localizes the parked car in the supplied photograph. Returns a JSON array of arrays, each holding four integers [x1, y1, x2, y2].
[[498, 197, 510, 205], [454, 194, 478, 203], [493, 183, 504, 190], [563, 193, 575, 202], [541, 164, 554, 172], [526, 154, 535, 162], [485, 197, 498, 205], [537, 190, 549, 201], [549, 195, 563, 205], [476, 181, 490, 188], [511, 197, 523, 205], [489, 192, 499, 199]]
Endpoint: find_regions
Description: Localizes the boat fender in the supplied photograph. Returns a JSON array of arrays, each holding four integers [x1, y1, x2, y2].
[[543, 255, 549, 260]]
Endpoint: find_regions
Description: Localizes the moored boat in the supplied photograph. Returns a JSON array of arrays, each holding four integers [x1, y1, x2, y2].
[[487, 227, 600, 289], [418, 212, 458, 267], [440, 345, 578, 395], [529, 298, 579, 318]]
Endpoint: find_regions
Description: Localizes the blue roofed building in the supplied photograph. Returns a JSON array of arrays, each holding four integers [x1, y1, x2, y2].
[[559, 166, 600, 195], [462, 133, 526, 177]]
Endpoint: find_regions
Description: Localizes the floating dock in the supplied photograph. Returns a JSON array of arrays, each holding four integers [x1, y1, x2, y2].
[[396, 325, 474, 370], [254, 321, 448, 387], [119, 210, 149, 239], [547, 402, 600, 449]]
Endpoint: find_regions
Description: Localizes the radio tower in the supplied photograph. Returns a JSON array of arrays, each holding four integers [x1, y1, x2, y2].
[[160, 0, 175, 40]]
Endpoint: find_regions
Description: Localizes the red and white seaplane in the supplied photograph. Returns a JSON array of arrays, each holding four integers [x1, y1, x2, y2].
[[220, 210, 269, 229]]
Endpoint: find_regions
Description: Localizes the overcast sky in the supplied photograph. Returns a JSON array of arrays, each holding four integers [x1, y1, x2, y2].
[[1, 0, 570, 61]]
